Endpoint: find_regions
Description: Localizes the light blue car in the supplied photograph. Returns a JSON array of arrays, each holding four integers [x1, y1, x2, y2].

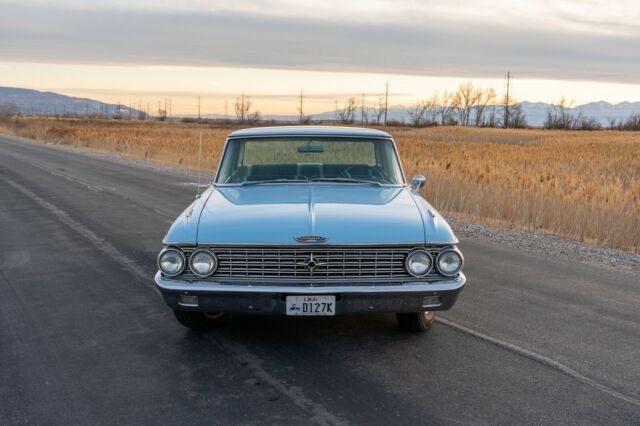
[[155, 126, 466, 331]]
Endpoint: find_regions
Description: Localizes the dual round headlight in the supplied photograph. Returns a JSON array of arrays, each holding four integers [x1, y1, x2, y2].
[[158, 249, 186, 277], [405, 247, 463, 277], [158, 248, 218, 277], [405, 250, 433, 277], [189, 249, 218, 277], [436, 249, 464, 276]]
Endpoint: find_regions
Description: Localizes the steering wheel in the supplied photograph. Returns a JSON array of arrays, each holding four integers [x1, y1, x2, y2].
[[340, 165, 385, 181]]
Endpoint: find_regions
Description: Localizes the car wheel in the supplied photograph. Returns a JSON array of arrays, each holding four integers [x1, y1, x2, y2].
[[396, 311, 435, 332], [173, 310, 226, 330]]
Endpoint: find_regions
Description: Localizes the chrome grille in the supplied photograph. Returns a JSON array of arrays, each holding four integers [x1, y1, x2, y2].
[[179, 246, 447, 282]]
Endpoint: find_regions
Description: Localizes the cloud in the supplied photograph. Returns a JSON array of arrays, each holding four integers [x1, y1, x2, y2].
[[0, 1, 639, 84]]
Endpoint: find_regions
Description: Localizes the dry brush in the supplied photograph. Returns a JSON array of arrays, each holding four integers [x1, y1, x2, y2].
[[2, 118, 638, 252]]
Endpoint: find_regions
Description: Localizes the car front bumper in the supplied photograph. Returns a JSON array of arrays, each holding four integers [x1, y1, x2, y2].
[[154, 271, 466, 315]]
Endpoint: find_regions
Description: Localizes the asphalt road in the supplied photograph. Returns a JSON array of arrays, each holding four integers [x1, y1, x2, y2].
[[1, 133, 639, 425]]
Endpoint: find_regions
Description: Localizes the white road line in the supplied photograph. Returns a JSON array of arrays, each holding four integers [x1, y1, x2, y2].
[[217, 339, 349, 426], [436, 316, 640, 408], [4, 176, 347, 425], [3, 150, 117, 192], [4, 177, 153, 286]]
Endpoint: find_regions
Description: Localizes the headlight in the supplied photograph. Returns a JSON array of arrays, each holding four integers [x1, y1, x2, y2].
[[405, 249, 433, 277], [158, 248, 185, 276], [436, 248, 463, 276], [189, 249, 218, 277]]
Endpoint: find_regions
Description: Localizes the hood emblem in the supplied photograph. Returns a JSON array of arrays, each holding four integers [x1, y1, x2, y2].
[[295, 253, 328, 273], [295, 235, 328, 243]]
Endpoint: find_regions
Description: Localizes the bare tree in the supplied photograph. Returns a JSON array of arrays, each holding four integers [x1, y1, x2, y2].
[[544, 97, 576, 129], [408, 96, 440, 127], [0, 103, 19, 121], [620, 114, 640, 130], [423, 94, 439, 125], [575, 116, 601, 130], [337, 97, 358, 124], [505, 102, 527, 128], [436, 91, 457, 125], [247, 110, 262, 124], [543, 98, 599, 130], [371, 96, 386, 124], [473, 87, 496, 126], [234, 93, 252, 123], [453, 82, 479, 126], [407, 101, 427, 127]]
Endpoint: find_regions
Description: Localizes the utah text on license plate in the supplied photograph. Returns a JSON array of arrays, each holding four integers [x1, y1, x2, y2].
[[286, 295, 336, 316]]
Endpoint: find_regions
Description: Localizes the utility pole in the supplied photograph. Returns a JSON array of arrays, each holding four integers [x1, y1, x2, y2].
[[504, 72, 511, 128], [298, 89, 304, 122], [240, 93, 245, 122], [225, 99, 229, 121], [361, 92, 365, 124], [384, 82, 389, 126], [198, 96, 201, 120], [168, 99, 172, 121]]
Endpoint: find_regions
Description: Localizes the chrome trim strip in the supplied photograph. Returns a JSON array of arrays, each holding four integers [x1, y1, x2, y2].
[[176, 245, 446, 282], [155, 271, 466, 294], [175, 243, 429, 248]]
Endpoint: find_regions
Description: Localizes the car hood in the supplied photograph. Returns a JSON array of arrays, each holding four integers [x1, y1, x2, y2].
[[165, 184, 454, 245]]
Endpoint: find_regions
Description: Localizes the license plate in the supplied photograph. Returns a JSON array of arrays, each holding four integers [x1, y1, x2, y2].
[[286, 295, 336, 316]]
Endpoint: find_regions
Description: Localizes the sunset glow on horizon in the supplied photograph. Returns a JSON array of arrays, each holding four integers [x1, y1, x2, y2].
[[1, 0, 639, 115]]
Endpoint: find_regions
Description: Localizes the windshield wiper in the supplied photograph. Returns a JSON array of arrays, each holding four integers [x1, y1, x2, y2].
[[239, 178, 310, 186], [309, 177, 382, 186]]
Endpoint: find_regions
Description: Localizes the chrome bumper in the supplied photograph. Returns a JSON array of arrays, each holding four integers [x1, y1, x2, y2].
[[154, 271, 466, 314]]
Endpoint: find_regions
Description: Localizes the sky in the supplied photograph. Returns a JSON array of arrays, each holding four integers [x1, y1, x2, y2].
[[1, 0, 639, 115]]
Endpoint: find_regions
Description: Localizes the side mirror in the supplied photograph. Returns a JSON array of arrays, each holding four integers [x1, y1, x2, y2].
[[411, 174, 426, 191]]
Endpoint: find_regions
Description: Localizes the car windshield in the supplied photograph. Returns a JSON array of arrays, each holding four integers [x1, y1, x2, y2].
[[216, 137, 405, 185]]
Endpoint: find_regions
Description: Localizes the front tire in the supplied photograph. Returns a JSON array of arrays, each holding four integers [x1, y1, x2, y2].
[[173, 310, 226, 330], [396, 311, 435, 332]]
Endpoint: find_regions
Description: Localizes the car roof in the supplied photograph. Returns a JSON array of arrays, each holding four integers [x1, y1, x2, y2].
[[227, 126, 392, 139]]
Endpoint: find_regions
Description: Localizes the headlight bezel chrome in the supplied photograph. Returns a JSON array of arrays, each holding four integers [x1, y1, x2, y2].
[[189, 249, 218, 277], [436, 248, 464, 277], [404, 249, 434, 277], [157, 248, 186, 277]]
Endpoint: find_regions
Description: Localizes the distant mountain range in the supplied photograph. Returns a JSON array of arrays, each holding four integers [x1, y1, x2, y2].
[[0, 87, 141, 118], [2, 86, 639, 127]]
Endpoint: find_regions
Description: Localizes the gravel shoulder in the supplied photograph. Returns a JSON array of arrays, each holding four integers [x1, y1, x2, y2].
[[7, 134, 640, 276], [447, 216, 639, 275]]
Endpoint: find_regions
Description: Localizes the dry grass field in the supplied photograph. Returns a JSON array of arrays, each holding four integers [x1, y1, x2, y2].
[[2, 118, 639, 252]]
